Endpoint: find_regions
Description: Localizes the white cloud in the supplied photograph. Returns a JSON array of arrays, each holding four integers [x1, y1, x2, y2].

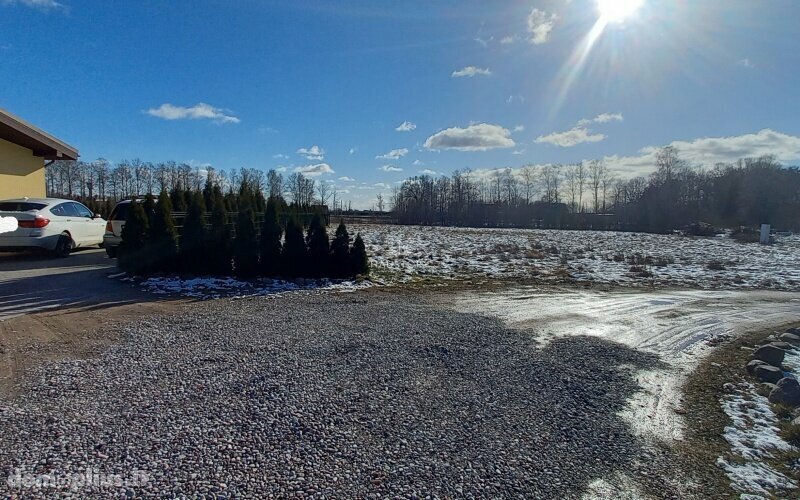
[[145, 103, 240, 124], [475, 36, 493, 47], [536, 127, 606, 147], [373, 183, 390, 189], [418, 169, 439, 175], [272, 153, 289, 159], [338, 176, 355, 182], [297, 145, 325, 160], [604, 129, 800, 179], [512, 149, 526, 155], [451, 66, 492, 78], [380, 165, 403, 172], [294, 163, 334, 177], [275, 166, 288, 173], [500, 35, 517, 45], [513, 125, 525, 133], [412, 159, 424, 166], [0, 216, 18, 234], [507, 95, 525, 104], [376, 148, 409, 160], [349, 147, 356, 155], [2, 0, 64, 11], [737, 58, 754, 68], [258, 126, 279, 134], [395, 121, 417, 132], [424, 123, 515, 152], [527, 8, 558, 45], [594, 113, 624, 123]]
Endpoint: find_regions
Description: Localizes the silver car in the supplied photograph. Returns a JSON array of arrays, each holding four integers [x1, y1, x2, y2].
[[0, 198, 107, 257]]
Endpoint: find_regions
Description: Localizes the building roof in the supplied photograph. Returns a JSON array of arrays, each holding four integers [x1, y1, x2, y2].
[[0, 108, 79, 161]]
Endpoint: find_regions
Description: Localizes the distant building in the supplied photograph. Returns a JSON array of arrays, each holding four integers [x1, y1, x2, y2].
[[0, 108, 78, 199]]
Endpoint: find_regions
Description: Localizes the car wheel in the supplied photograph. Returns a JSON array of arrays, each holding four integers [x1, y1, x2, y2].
[[53, 233, 74, 258], [106, 246, 118, 258]]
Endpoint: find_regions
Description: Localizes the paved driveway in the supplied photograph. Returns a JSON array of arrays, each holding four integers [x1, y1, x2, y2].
[[0, 248, 146, 321]]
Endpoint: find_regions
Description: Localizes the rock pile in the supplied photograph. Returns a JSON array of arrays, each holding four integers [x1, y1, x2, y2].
[[747, 327, 800, 407]]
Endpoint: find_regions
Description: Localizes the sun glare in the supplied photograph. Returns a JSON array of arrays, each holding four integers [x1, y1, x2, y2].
[[597, 0, 644, 23]]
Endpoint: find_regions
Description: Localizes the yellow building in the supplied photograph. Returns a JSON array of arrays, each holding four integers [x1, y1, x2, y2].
[[0, 108, 78, 200]]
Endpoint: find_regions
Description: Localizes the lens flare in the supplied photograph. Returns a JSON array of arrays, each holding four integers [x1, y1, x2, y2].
[[597, 0, 644, 23]]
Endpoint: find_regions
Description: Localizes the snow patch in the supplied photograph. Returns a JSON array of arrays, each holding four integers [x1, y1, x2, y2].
[[137, 276, 373, 299], [716, 458, 797, 497]]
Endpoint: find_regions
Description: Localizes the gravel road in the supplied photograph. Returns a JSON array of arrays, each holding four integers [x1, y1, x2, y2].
[[0, 289, 691, 498]]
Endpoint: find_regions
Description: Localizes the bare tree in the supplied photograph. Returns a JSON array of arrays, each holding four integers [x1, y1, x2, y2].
[[317, 181, 331, 206], [375, 193, 385, 212]]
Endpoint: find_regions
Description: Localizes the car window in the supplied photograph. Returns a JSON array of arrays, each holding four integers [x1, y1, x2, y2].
[[71, 202, 94, 218], [111, 203, 129, 221], [0, 202, 47, 212], [51, 203, 78, 217]]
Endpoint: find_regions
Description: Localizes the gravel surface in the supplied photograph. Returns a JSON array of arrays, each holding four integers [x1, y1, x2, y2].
[[0, 290, 689, 498]]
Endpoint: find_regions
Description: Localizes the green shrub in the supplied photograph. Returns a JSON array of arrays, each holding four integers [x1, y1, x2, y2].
[[150, 190, 179, 272], [207, 191, 232, 275], [330, 221, 351, 278], [118, 201, 150, 275], [179, 192, 206, 275], [350, 233, 369, 276], [282, 217, 307, 278], [259, 197, 283, 277], [233, 208, 259, 278]]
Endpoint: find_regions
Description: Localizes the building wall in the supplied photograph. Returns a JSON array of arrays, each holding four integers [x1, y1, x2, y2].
[[0, 138, 45, 199]]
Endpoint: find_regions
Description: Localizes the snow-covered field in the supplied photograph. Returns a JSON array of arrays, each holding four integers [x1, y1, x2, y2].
[[354, 224, 800, 291]]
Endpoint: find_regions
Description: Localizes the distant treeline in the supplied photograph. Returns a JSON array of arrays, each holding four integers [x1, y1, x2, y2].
[[117, 180, 369, 279], [45, 160, 353, 217], [391, 148, 800, 233]]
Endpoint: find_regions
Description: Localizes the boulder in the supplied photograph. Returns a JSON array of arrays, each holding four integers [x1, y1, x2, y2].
[[746, 359, 767, 375], [752, 345, 786, 366], [754, 364, 784, 384], [787, 327, 800, 335], [768, 377, 800, 407], [770, 341, 794, 351], [780, 332, 800, 346]]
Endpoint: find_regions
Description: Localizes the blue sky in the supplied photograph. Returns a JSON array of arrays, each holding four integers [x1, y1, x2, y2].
[[2, 0, 799, 207]]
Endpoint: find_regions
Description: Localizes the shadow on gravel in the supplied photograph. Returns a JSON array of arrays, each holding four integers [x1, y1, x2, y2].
[[0, 292, 677, 498]]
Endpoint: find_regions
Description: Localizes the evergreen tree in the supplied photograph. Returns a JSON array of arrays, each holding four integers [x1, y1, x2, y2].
[[180, 192, 207, 275], [259, 197, 283, 277], [306, 213, 330, 278], [208, 192, 232, 275], [170, 185, 187, 212], [330, 221, 350, 278], [350, 233, 370, 277], [150, 189, 179, 272], [143, 193, 156, 228], [118, 201, 150, 275], [234, 207, 259, 278], [282, 217, 307, 278]]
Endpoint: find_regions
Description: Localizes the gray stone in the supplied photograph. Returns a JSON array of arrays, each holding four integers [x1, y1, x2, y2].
[[787, 327, 800, 335], [768, 377, 800, 407], [752, 345, 786, 366], [746, 359, 767, 375], [769, 341, 794, 351], [754, 364, 784, 384], [779, 332, 800, 346]]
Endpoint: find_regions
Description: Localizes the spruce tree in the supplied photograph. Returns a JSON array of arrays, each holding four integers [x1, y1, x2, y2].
[[180, 192, 207, 275], [143, 193, 156, 227], [208, 192, 232, 275], [259, 198, 283, 277], [118, 201, 150, 275], [234, 207, 259, 278], [282, 217, 307, 278], [306, 213, 330, 278], [150, 189, 179, 272], [350, 233, 370, 277], [170, 185, 188, 212], [330, 221, 350, 279]]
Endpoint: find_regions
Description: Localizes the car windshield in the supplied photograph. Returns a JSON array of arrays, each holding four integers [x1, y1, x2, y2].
[[0, 202, 47, 212]]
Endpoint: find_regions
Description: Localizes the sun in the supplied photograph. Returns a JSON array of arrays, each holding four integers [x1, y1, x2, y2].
[[596, 0, 644, 23]]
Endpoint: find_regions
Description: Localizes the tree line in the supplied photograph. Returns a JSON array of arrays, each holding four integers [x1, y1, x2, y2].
[[45, 160, 354, 217], [391, 148, 800, 233], [117, 184, 369, 280]]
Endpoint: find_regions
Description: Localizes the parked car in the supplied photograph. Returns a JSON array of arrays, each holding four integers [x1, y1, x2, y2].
[[103, 199, 144, 258], [0, 198, 106, 257]]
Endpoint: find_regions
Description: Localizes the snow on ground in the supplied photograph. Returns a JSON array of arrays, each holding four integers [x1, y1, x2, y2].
[[450, 288, 800, 443], [132, 276, 372, 299], [720, 382, 794, 461], [355, 224, 800, 291], [716, 458, 797, 498]]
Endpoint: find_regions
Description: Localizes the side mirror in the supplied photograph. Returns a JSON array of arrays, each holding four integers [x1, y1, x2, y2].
[[92, 214, 102, 219]]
